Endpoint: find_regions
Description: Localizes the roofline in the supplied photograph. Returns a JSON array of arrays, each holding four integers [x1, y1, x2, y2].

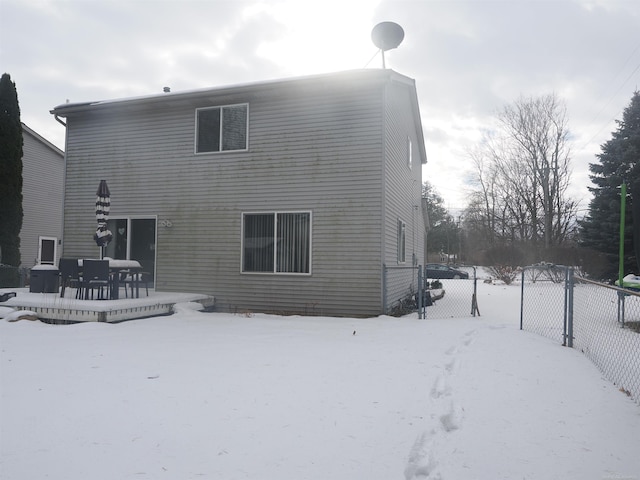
[[21, 123, 64, 156], [49, 68, 426, 164], [50, 69, 414, 115]]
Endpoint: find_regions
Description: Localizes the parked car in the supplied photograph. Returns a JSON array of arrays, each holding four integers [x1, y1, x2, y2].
[[425, 263, 469, 279]]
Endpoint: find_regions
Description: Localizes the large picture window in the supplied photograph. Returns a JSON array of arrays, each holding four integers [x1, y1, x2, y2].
[[242, 212, 311, 274], [196, 104, 248, 153]]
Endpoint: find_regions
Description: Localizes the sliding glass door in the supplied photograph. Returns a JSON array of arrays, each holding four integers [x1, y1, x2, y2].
[[104, 217, 156, 285]]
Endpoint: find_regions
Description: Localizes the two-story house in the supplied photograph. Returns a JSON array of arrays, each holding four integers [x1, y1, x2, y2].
[[20, 124, 65, 268], [51, 69, 427, 317]]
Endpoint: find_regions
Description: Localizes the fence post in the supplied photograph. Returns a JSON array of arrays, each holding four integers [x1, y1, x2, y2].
[[617, 290, 628, 327], [567, 267, 574, 348], [382, 264, 387, 315], [423, 265, 428, 319], [617, 291, 622, 324], [520, 267, 525, 330], [562, 266, 569, 347], [417, 265, 423, 320], [471, 266, 479, 316]]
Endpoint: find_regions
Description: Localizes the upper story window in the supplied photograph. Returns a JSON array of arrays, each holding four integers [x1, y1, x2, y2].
[[407, 137, 413, 170], [196, 104, 248, 153]]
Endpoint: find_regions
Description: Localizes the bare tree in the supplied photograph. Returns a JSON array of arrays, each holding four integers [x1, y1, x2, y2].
[[468, 148, 498, 246], [498, 94, 573, 248], [465, 94, 577, 252]]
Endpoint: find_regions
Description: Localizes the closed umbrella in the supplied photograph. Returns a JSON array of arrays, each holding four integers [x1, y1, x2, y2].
[[93, 180, 113, 255]]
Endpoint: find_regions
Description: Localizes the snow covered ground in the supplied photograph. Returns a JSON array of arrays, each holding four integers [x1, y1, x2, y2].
[[1, 282, 639, 479]]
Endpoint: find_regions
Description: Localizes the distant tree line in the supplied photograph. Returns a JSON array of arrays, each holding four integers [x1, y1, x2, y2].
[[424, 91, 640, 280]]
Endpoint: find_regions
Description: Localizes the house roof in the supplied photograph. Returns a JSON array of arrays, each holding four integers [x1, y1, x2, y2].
[[22, 123, 64, 157], [50, 69, 427, 164]]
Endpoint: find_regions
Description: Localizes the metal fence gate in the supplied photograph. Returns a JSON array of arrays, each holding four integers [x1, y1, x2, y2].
[[383, 264, 479, 319], [520, 264, 640, 405]]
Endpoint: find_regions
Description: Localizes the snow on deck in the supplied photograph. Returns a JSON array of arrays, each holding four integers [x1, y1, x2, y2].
[[0, 288, 215, 322]]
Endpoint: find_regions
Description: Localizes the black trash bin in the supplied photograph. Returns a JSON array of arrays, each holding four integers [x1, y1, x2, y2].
[[30, 266, 60, 293]]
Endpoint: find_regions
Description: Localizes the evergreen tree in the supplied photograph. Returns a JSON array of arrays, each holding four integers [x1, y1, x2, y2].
[[581, 91, 640, 279], [422, 181, 448, 228], [0, 73, 24, 269], [423, 182, 459, 258]]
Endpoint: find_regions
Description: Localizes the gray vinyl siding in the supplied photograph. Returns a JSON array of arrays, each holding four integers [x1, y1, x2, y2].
[[60, 76, 388, 316], [19, 127, 64, 268], [382, 81, 426, 307]]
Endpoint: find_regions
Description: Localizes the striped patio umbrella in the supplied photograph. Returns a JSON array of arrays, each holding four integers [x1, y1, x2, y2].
[[93, 180, 113, 250]]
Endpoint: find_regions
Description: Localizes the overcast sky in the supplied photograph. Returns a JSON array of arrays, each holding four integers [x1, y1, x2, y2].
[[2, 0, 639, 215]]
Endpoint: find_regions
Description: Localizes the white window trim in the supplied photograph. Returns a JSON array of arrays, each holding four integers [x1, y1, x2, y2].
[[104, 216, 157, 260], [194, 103, 249, 154], [102, 216, 158, 287], [38, 236, 58, 265], [241, 210, 313, 276], [407, 137, 413, 170]]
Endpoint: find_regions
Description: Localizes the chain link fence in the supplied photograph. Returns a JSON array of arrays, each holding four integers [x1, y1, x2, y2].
[[419, 265, 479, 319], [0, 265, 28, 288], [383, 264, 479, 319], [520, 264, 640, 404], [519, 264, 571, 344], [383, 265, 419, 315]]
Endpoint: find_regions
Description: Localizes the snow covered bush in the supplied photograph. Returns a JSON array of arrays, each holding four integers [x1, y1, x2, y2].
[[487, 265, 519, 285]]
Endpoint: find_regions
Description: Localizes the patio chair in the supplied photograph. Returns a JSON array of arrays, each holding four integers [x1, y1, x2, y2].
[[82, 259, 111, 300], [59, 258, 82, 298], [120, 269, 150, 298]]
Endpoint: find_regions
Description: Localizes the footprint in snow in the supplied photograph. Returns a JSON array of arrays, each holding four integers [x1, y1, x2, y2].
[[430, 375, 451, 399], [462, 329, 478, 346], [444, 357, 459, 374], [445, 345, 458, 356], [404, 431, 441, 480], [440, 401, 464, 432]]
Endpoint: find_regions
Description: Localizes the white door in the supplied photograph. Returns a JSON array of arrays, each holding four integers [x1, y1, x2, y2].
[[38, 236, 57, 265]]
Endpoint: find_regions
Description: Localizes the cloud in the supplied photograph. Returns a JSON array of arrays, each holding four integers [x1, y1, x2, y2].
[[372, 0, 640, 207], [2, 0, 639, 211]]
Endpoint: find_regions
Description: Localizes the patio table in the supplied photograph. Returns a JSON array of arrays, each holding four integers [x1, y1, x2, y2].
[[78, 259, 142, 300]]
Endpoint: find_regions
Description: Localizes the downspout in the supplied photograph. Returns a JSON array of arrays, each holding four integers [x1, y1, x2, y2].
[[54, 114, 66, 128], [54, 114, 68, 259]]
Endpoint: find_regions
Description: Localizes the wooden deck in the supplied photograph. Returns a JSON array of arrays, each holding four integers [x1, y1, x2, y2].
[[0, 289, 215, 323]]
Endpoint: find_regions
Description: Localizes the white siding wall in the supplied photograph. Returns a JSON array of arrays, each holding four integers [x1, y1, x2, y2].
[[20, 128, 64, 268], [62, 76, 388, 316]]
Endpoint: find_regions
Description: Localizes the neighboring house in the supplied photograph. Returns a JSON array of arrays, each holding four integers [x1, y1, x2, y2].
[[50, 69, 427, 317], [19, 124, 65, 269]]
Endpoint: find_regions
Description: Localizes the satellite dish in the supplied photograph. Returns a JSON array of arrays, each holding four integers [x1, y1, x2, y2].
[[371, 22, 405, 51], [371, 22, 404, 68]]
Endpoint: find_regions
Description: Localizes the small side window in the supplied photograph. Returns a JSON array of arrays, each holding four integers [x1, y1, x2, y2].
[[397, 219, 406, 263]]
